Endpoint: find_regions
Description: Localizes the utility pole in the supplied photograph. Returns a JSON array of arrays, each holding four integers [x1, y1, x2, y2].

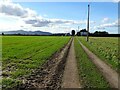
[[86, 4, 90, 42], [78, 26, 79, 31]]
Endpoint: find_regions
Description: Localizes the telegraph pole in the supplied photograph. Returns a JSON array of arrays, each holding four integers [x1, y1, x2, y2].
[[78, 26, 79, 31], [86, 4, 90, 42]]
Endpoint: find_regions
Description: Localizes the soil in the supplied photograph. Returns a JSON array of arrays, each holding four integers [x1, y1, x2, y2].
[[77, 39, 119, 89], [10, 37, 118, 90], [16, 38, 72, 90]]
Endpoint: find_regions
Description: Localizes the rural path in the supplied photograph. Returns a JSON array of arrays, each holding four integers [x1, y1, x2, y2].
[[77, 38, 119, 89], [62, 38, 81, 88]]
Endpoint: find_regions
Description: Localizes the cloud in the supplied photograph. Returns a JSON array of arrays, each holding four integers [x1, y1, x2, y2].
[[24, 18, 74, 27], [32, 19, 51, 27], [0, 2, 96, 33], [25, 19, 38, 24], [24, 17, 95, 27], [0, 2, 37, 18], [94, 20, 118, 30], [102, 17, 110, 23], [112, 0, 120, 2], [0, 2, 96, 29]]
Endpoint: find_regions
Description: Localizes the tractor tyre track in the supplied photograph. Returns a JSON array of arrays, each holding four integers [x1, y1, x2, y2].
[[77, 38, 119, 89], [18, 38, 72, 90]]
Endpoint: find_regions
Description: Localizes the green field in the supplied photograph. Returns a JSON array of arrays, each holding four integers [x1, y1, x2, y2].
[[2, 36, 70, 88], [74, 37, 110, 88], [2, 36, 118, 89], [77, 37, 118, 70]]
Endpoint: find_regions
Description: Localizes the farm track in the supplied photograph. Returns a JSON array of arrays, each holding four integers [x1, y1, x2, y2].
[[18, 38, 72, 89], [62, 39, 81, 88], [77, 38, 119, 89]]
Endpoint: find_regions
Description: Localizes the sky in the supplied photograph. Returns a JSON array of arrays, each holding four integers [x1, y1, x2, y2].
[[0, 0, 119, 34]]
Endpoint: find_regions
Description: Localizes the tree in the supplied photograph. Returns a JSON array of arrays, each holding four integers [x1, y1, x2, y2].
[[94, 31, 108, 35], [2, 33, 4, 35], [71, 30, 75, 36], [76, 31, 80, 36]]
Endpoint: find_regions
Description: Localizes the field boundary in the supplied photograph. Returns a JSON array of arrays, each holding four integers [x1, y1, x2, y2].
[[77, 38, 119, 89], [15, 37, 73, 89]]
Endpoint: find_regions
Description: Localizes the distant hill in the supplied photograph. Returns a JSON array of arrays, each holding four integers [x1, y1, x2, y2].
[[2, 30, 52, 35]]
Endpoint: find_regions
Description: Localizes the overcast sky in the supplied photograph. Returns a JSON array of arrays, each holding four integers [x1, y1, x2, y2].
[[0, 0, 119, 34]]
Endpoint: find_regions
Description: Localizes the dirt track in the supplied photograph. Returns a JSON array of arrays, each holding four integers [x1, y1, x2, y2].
[[62, 39, 81, 88], [16, 37, 119, 89], [19, 37, 82, 89], [77, 38, 119, 89]]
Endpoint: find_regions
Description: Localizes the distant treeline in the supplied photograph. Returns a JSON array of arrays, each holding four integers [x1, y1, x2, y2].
[[52, 33, 70, 36], [1, 34, 52, 36], [89, 34, 120, 37], [1, 32, 120, 37], [1, 33, 71, 36], [76, 29, 120, 37]]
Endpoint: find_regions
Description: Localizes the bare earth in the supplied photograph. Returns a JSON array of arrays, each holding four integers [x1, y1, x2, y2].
[[62, 39, 81, 88], [19, 38, 72, 89], [77, 39, 119, 89]]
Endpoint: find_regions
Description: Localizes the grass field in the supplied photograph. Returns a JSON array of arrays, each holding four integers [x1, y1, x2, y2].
[[77, 37, 118, 70], [2, 36, 70, 88], [74, 37, 110, 88]]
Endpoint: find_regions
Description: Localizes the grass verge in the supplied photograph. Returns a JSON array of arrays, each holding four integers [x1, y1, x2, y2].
[[77, 37, 118, 71], [74, 37, 110, 88]]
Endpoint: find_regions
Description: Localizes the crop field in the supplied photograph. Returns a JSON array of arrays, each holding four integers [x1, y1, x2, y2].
[[74, 38, 110, 88], [77, 37, 118, 70], [1, 36, 118, 89], [2, 36, 70, 88]]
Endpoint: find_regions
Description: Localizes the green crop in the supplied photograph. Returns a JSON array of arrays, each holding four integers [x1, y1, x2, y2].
[[77, 37, 118, 71], [2, 36, 70, 89]]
